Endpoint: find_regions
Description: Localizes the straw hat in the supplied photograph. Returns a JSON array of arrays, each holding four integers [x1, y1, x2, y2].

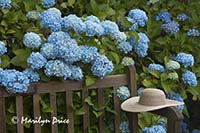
[[121, 88, 184, 112]]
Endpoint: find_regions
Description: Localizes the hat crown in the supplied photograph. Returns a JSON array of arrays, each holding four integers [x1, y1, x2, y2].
[[138, 88, 166, 106]]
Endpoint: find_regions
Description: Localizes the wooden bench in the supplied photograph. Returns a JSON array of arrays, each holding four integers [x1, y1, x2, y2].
[[0, 66, 183, 133]]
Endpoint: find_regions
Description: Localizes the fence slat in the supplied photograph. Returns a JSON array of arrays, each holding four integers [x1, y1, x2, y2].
[[16, 96, 24, 133], [0, 92, 6, 133], [82, 87, 89, 133], [66, 91, 74, 133], [50, 93, 58, 133], [33, 94, 41, 133], [113, 87, 120, 133], [98, 88, 105, 133]]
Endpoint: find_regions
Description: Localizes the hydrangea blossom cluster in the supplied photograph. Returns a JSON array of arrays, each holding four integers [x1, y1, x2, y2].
[[118, 41, 132, 54], [172, 53, 194, 67], [142, 124, 166, 133], [0, 41, 7, 55], [26, 11, 40, 21], [23, 68, 40, 82], [126, 9, 148, 30], [181, 121, 188, 132], [39, 8, 62, 32], [192, 129, 200, 133], [0, 0, 11, 9], [23, 32, 42, 48], [130, 32, 150, 57], [119, 121, 130, 133], [182, 70, 197, 87], [0, 69, 30, 93], [27, 52, 47, 69], [116, 86, 130, 101], [79, 45, 99, 63], [167, 72, 179, 80], [44, 60, 72, 80], [148, 63, 165, 72], [91, 56, 113, 78], [121, 57, 135, 66], [155, 11, 171, 23], [41, 0, 55, 8], [165, 60, 180, 70], [161, 21, 180, 34], [167, 93, 184, 112], [177, 13, 189, 21], [187, 29, 200, 37]]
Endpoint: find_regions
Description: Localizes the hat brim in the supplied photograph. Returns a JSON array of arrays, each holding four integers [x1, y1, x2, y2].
[[121, 97, 184, 113]]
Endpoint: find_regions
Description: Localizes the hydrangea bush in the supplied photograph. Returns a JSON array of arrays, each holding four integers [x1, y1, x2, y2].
[[0, 0, 200, 132]]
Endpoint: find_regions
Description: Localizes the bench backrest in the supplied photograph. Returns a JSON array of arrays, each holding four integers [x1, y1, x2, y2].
[[0, 66, 137, 133]]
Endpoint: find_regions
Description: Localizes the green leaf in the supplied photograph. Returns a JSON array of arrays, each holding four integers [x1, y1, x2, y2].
[[85, 75, 96, 86], [92, 111, 102, 118], [149, 70, 160, 79], [108, 52, 120, 64], [7, 104, 15, 113], [90, 0, 100, 12], [84, 96, 94, 106], [75, 107, 86, 115], [161, 81, 171, 92], [106, 106, 117, 115], [0, 55, 10, 68], [68, 0, 75, 6], [42, 106, 53, 113], [11, 49, 31, 68]]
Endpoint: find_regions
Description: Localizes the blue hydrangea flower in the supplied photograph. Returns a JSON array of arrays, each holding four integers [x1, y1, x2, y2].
[[0, 0, 11, 9], [142, 124, 166, 133], [47, 31, 71, 45], [85, 20, 104, 36], [167, 72, 179, 80], [91, 55, 113, 78], [131, 33, 149, 57], [161, 21, 179, 34], [148, 63, 165, 72], [181, 121, 187, 133], [79, 45, 99, 63], [182, 70, 197, 86], [44, 60, 71, 79], [85, 15, 100, 24], [155, 11, 171, 23], [177, 13, 189, 21], [0, 41, 7, 55], [40, 43, 56, 59], [41, 0, 55, 8], [23, 68, 40, 82], [127, 9, 148, 30], [119, 121, 130, 133], [166, 60, 180, 70], [167, 93, 184, 112], [192, 129, 200, 133], [69, 65, 83, 80], [62, 14, 86, 33], [172, 53, 194, 67], [27, 52, 47, 70], [137, 87, 144, 96], [121, 57, 135, 66], [118, 41, 132, 54], [39, 8, 62, 32], [116, 86, 130, 101], [187, 29, 200, 37], [26, 11, 40, 21], [23, 32, 42, 48], [101, 20, 119, 35], [113, 32, 127, 43], [0, 69, 30, 93], [61, 39, 82, 63]]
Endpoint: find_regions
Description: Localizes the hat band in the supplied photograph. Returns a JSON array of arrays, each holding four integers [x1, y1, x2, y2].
[[138, 98, 166, 106]]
